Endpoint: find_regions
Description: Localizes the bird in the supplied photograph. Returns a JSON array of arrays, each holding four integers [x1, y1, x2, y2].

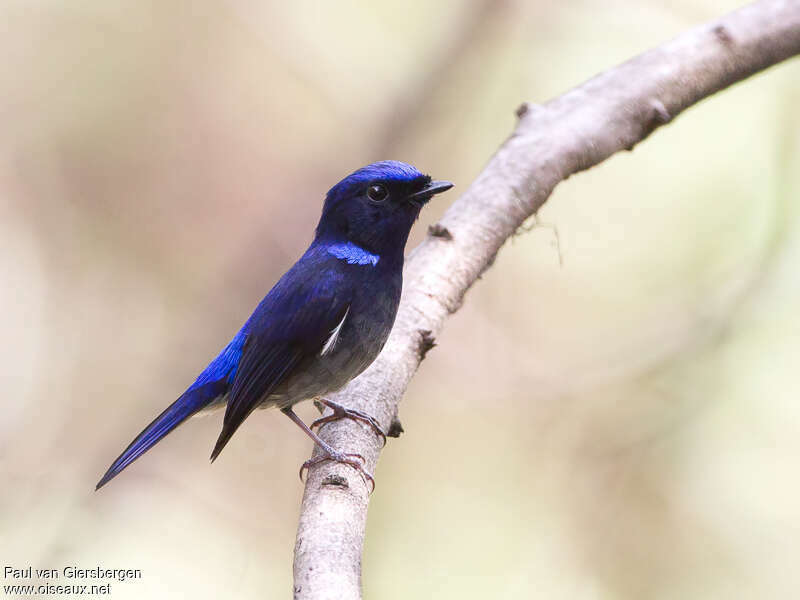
[[96, 160, 453, 491]]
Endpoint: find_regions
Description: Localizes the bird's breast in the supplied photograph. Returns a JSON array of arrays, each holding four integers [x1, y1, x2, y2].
[[277, 270, 402, 406]]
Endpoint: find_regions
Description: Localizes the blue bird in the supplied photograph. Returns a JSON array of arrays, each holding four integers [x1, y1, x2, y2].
[[96, 161, 452, 490]]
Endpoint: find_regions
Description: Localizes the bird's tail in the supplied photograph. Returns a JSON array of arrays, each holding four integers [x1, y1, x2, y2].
[[95, 380, 226, 490]]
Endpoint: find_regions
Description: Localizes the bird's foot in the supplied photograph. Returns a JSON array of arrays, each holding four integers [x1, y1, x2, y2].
[[311, 399, 387, 447], [299, 450, 375, 493]]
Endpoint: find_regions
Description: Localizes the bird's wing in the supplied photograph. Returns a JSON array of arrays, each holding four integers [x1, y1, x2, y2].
[[210, 253, 351, 461]]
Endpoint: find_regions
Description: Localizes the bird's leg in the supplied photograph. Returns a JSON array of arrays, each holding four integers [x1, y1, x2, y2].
[[281, 406, 375, 492], [310, 398, 387, 447]]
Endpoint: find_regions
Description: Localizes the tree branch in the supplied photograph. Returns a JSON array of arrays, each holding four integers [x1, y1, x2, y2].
[[292, 1, 800, 598]]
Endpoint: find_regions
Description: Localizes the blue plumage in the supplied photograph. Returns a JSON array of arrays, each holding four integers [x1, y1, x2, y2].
[[326, 241, 380, 266], [193, 327, 248, 387], [96, 161, 452, 490]]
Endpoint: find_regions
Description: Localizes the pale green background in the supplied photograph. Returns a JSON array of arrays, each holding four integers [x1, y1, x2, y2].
[[2, 1, 799, 598]]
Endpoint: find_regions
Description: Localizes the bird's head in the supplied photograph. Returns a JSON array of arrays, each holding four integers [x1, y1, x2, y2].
[[315, 161, 453, 258]]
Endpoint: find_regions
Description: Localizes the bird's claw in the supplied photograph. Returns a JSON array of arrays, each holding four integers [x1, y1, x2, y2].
[[311, 400, 387, 447], [299, 451, 375, 493]]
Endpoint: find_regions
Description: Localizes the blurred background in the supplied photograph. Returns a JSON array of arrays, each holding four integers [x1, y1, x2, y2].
[[2, 0, 799, 598]]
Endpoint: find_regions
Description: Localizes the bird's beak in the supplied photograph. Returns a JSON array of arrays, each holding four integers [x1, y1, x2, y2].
[[407, 180, 454, 203]]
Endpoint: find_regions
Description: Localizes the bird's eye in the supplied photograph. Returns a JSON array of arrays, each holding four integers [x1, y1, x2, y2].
[[366, 184, 389, 203]]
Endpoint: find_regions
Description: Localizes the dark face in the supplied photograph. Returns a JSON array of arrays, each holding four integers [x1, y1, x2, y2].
[[315, 161, 453, 258]]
